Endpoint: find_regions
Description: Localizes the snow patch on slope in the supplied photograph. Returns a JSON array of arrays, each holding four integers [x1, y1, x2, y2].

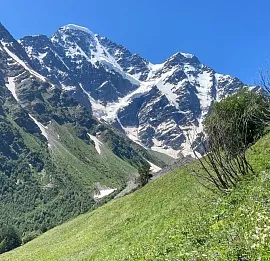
[[195, 71, 213, 113], [94, 188, 117, 199], [79, 84, 107, 118], [146, 160, 162, 173], [124, 127, 147, 148], [5, 77, 18, 101], [151, 146, 181, 159], [62, 85, 77, 91], [1, 41, 47, 82], [151, 138, 180, 159], [97, 82, 153, 122], [180, 52, 195, 58], [156, 80, 179, 109], [28, 114, 48, 141], [88, 133, 103, 154], [36, 52, 47, 63], [90, 36, 141, 86]]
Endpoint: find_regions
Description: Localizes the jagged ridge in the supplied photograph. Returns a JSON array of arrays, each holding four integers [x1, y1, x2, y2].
[[19, 24, 247, 158]]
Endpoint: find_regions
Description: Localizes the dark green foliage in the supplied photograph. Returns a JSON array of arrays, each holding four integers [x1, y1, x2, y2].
[[205, 88, 270, 154], [96, 126, 148, 168], [0, 59, 163, 251], [0, 78, 150, 247], [138, 165, 152, 186], [0, 226, 21, 254], [21, 231, 41, 245], [194, 89, 270, 190], [0, 101, 96, 242], [74, 125, 89, 143]]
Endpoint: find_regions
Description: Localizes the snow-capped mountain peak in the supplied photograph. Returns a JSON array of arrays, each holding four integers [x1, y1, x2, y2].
[[60, 24, 94, 35], [165, 52, 200, 66], [19, 24, 247, 158]]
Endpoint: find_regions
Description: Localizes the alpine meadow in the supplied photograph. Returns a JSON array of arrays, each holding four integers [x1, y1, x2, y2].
[[1, 1, 270, 260]]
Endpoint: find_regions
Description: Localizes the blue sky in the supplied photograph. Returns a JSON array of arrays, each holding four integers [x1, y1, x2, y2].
[[1, 0, 270, 84]]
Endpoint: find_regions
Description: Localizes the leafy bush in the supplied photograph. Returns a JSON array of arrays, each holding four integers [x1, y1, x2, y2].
[[137, 165, 152, 186], [22, 230, 41, 245], [205, 88, 270, 154], [194, 89, 270, 190], [0, 226, 21, 254]]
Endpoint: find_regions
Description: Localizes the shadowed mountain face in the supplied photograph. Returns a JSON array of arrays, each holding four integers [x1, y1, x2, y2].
[[20, 24, 246, 158]]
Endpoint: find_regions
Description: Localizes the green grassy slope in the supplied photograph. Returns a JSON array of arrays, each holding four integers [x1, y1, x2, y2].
[[0, 108, 138, 235], [50, 122, 138, 189], [0, 30, 169, 253], [0, 70, 166, 238], [2, 134, 270, 261]]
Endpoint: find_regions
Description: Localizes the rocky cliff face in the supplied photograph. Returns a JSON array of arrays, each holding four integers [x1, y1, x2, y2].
[[20, 24, 246, 158]]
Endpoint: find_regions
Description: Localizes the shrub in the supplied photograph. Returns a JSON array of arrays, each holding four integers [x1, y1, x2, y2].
[[193, 88, 270, 191], [0, 226, 22, 254]]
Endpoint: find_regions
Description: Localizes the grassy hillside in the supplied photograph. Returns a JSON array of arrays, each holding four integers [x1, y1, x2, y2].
[[0, 28, 172, 250], [49, 122, 138, 188], [0, 112, 137, 237], [2, 133, 270, 260], [0, 63, 167, 241]]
